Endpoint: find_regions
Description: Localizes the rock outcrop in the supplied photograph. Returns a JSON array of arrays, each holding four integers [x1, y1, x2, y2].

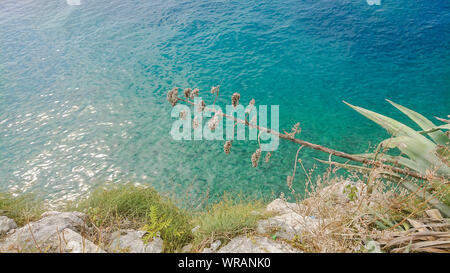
[[255, 198, 320, 240], [0, 211, 103, 253], [107, 229, 163, 253], [0, 216, 17, 235], [217, 235, 301, 253]]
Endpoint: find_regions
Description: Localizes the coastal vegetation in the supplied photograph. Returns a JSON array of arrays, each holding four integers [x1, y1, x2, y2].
[[0, 192, 43, 226], [74, 185, 192, 252], [0, 88, 448, 253]]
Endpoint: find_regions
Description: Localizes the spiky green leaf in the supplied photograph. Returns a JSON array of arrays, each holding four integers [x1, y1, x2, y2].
[[379, 136, 450, 177], [343, 101, 435, 144], [386, 99, 449, 145]]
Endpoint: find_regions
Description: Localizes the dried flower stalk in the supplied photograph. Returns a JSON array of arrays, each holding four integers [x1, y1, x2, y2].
[[169, 90, 437, 181]]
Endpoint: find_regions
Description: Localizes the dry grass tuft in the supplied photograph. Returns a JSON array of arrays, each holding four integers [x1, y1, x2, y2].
[[288, 168, 449, 253]]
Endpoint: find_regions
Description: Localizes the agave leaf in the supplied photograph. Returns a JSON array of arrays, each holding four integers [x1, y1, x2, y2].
[[379, 136, 450, 177], [379, 136, 434, 160], [343, 101, 436, 147], [386, 99, 449, 146], [356, 153, 426, 173]]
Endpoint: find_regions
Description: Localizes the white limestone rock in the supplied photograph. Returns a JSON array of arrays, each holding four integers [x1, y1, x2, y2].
[[318, 180, 366, 203], [266, 198, 304, 215], [108, 229, 163, 253], [218, 235, 301, 253], [257, 212, 321, 240], [0, 211, 103, 253], [0, 216, 17, 234], [56, 228, 105, 253]]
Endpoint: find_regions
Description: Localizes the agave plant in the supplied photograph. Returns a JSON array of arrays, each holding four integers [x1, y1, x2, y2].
[[329, 100, 449, 216]]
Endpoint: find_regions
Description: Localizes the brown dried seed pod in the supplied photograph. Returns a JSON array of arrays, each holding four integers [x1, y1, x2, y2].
[[231, 92, 240, 108], [166, 87, 179, 107], [208, 110, 222, 130], [192, 116, 199, 129], [190, 88, 199, 99], [179, 110, 187, 120], [251, 149, 261, 167], [223, 140, 232, 155], [184, 88, 191, 98], [211, 86, 220, 95], [197, 100, 206, 112]]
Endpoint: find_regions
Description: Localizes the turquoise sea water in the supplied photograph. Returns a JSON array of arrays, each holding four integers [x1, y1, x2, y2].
[[0, 0, 449, 204]]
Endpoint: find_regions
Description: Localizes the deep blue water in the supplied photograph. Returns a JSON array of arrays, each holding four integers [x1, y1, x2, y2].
[[0, 0, 449, 204]]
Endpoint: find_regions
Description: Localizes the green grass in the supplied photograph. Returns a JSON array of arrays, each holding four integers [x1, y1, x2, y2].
[[0, 192, 44, 226], [75, 184, 193, 252], [1, 185, 269, 252], [191, 194, 268, 251]]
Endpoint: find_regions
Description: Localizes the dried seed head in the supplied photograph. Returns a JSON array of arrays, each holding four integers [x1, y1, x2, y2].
[[223, 140, 232, 155], [425, 169, 435, 181], [264, 152, 272, 163], [286, 176, 293, 189], [190, 88, 199, 99], [197, 100, 206, 112], [287, 122, 301, 138], [166, 87, 179, 107], [192, 116, 199, 129], [208, 110, 222, 130], [231, 92, 240, 108], [251, 148, 261, 167], [184, 88, 191, 98], [179, 110, 187, 120], [211, 86, 220, 95]]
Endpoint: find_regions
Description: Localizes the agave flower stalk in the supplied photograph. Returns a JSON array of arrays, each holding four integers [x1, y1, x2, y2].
[[168, 89, 450, 216], [174, 96, 437, 181]]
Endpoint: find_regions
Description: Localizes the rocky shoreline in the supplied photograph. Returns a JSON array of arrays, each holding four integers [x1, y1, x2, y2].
[[0, 196, 329, 253], [3, 180, 444, 253]]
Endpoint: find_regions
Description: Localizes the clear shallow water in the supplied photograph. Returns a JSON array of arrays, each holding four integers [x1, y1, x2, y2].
[[0, 0, 449, 204]]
